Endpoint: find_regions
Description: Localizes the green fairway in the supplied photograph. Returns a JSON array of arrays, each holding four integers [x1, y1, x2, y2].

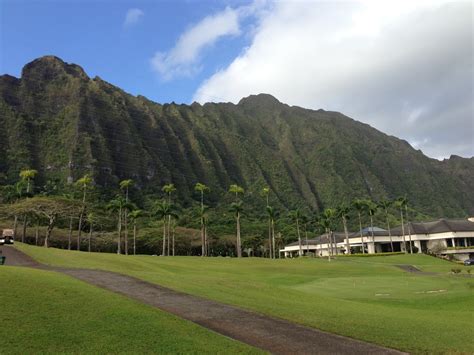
[[16, 243, 474, 354], [0, 266, 260, 354]]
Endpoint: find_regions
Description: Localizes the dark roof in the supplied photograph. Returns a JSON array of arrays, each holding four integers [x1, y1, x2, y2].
[[348, 226, 388, 238], [390, 218, 474, 235], [286, 232, 347, 247]]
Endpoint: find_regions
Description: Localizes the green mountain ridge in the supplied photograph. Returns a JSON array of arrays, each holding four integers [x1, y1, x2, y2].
[[1, 56, 473, 217]]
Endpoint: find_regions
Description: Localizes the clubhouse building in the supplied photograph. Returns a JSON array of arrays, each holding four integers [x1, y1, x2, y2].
[[280, 218, 474, 261]]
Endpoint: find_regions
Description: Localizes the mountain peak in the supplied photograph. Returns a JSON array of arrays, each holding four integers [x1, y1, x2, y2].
[[238, 93, 281, 107], [21, 55, 89, 81]]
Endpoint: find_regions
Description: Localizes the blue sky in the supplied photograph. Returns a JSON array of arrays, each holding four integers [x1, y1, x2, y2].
[[1, 0, 472, 158], [1, 0, 253, 103]]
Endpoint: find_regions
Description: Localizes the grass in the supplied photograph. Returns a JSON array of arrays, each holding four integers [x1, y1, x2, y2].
[[0, 266, 261, 354], [16, 243, 474, 354]]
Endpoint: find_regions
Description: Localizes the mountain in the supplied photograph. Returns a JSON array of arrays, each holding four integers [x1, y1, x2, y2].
[[1, 56, 473, 217]]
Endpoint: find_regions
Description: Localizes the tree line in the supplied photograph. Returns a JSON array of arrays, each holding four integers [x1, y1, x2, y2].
[[0, 169, 416, 257]]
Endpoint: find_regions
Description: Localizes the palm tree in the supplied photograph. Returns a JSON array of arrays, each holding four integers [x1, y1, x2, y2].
[[364, 200, 378, 253], [318, 212, 332, 261], [300, 214, 310, 256], [289, 209, 303, 256], [395, 197, 408, 253], [322, 208, 337, 256], [352, 199, 366, 254], [120, 179, 134, 255], [107, 196, 132, 255], [229, 201, 244, 258], [262, 186, 272, 258], [19, 169, 38, 195], [266, 206, 277, 259], [195, 182, 209, 256], [75, 174, 92, 251], [129, 209, 142, 255], [19, 169, 37, 243], [162, 183, 177, 256], [229, 184, 244, 258], [154, 201, 169, 256], [402, 197, 413, 254], [337, 204, 352, 255], [378, 199, 394, 252]]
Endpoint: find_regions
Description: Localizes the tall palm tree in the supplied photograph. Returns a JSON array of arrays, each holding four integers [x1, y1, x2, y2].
[[120, 179, 134, 255], [154, 201, 170, 256], [229, 201, 244, 258], [378, 199, 394, 252], [318, 212, 332, 261], [300, 214, 310, 256], [336, 204, 352, 255], [395, 197, 408, 253], [107, 196, 132, 255], [351, 199, 366, 254], [86, 212, 95, 253], [403, 197, 413, 254], [363, 200, 378, 253], [128, 209, 142, 256], [19, 169, 38, 195], [289, 209, 303, 256], [266, 206, 277, 259], [75, 174, 92, 251], [195, 182, 209, 256], [229, 184, 244, 258], [262, 186, 272, 258], [322, 208, 337, 256], [162, 183, 177, 256]]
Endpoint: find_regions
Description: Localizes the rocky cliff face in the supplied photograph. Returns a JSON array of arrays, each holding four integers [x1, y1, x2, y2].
[[1, 56, 473, 216]]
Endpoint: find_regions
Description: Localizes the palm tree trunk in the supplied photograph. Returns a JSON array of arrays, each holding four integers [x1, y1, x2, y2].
[[370, 215, 375, 254], [358, 212, 365, 254], [400, 210, 407, 253], [167, 217, 171, 256], [124, 212, 128, 255], [88, 224, 92, 252], [406, 205, 413, 254], [343, 216, 350, 255], [305, 226, 309, 256], [133, 222, 137, 255], [236, 212, 242, 258], [272, 219, 276, 259], [22, 215, 28, 243], [268, 218, 272, 258], [44, 216, 54, 248], [172, 225, 175, 256], [68, 217, 73, 250], [13, 215, 18, 240], [201, 217, 205, 257], [77, 209, 84, 250], [296, 219, 302, 256], [162, 218, 166, 256], [205, 224, 209, 256], [385, 211, 394, 252], [35, 222, 39, 246], [326, 228, 331, 261], [117, 208, 122, 254]]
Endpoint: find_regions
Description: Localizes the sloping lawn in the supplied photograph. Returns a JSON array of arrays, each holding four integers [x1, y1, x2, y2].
[[17, 243, 474, 354], [0, 266, 260, 354]]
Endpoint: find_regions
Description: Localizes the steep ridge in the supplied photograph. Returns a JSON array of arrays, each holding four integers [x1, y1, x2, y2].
[[0, 56, 473, 216]]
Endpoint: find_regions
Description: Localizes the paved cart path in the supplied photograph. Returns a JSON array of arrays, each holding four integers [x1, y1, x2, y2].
[[1, 245, 406, 355]]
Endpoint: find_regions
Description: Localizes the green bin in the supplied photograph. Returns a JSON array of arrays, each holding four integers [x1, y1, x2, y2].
[[0, 256, 6, 265]]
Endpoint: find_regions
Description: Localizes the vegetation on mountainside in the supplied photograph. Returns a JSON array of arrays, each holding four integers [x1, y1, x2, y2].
[[17, 244, 474, 354]]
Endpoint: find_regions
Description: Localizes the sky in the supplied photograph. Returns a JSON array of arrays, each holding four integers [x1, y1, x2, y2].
[[1, 0, 473, 159]]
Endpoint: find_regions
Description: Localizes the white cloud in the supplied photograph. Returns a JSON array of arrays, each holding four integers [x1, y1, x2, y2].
[[151, 7, 241, 81], [193, 1, 473, 159], [124, 8, 144, 27]]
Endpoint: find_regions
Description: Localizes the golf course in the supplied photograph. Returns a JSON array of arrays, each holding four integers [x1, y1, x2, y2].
[[1, 243, 472, 354]]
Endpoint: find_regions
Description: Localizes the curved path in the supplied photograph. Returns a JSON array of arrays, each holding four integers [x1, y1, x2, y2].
[[1, 245, 405, 355]]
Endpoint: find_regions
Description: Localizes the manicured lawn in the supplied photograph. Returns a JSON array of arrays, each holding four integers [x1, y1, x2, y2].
[[0, 266, 260, 354], [17, 243, 474, 354]]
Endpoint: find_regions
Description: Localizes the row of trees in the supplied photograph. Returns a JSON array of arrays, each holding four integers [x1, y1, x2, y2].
[[0, 169, 415, 258]]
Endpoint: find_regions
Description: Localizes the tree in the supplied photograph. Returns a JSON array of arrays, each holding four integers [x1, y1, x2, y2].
[[86, 212, 96, 252], [266, 206, 278, 259], [336, 204, 352, 255], [195, 182, 210, 256], [229, 184, 244, 258], [19, 169, 38, 195], [322, 208, 337, 256], [120, 179, 134, 255], [289, 209, 303, 256], [162, 184, 177, 256], [378, 200, 394, 252], [318, 211, 332, 261], [229, 201, 244, 258], [154, 201, 177, 256], [262, 186, 273, 258], [75, 174, 92, 251], [363, 200, 378, 253], [1, 182, 25, 240], [351, 199, 366, 254], [7, 196, 80, 248], [107, 196, 133, 255], [129, 209, 142, 255], [395, 197, 408, 254]]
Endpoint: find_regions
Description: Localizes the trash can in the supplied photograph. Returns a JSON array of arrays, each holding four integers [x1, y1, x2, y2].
[[0, 256, 6, 265]]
